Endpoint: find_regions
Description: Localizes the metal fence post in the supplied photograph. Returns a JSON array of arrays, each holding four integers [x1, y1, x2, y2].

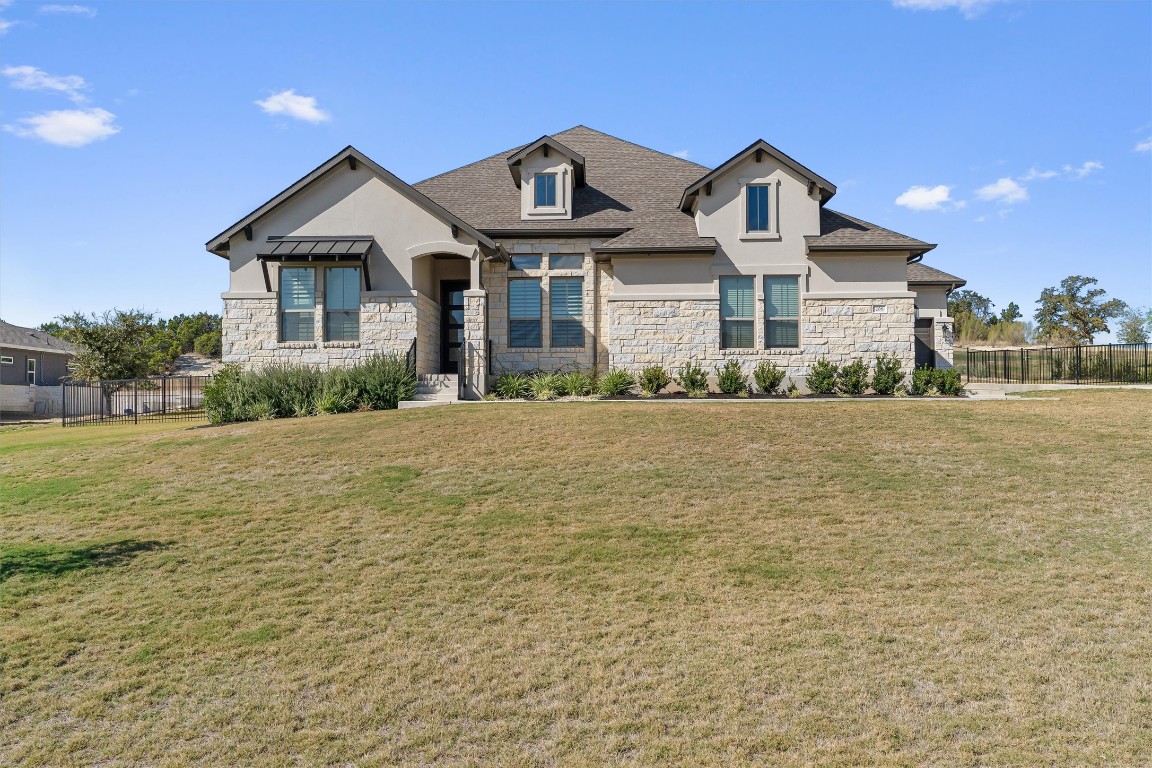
[[133, 381, 139, 425]]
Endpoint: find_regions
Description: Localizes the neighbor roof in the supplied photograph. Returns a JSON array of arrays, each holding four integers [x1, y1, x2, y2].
[[416, 126, 717, 253], [907, 262, 966, 287], [205, 146, 495, 256], [0, 320, 78, 355], [806, 209, 936, 255]]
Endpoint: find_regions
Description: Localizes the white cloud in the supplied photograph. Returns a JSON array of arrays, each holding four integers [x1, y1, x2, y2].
[[1020, 167, 1058, 181], [2, 64, 88, 103], [672, 149, 690, 159], [1137, 138, 1152, 153], [1063, 160, 1103, 178], [976, 177, 1028, 205], [895, 184, 955, 211], [891, 0, 1005, 19], [255, 89, 330, 124], [4, 107, 119, 146], [39, 4, 97, 15], [0, 19, 14, 35]]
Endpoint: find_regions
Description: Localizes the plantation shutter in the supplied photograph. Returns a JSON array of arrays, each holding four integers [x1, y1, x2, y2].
[[550, 277, 584, 347], [509, 278, 542, 347], [720, 277, 754, 349], [325, 267, 360, 341], [280, 267, 315, 342], [764, 276, 800, 348]]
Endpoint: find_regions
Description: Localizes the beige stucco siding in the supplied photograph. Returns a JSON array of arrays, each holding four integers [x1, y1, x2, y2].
[[808, 253, 913, 295], [223, 165, 479, 295], [913, 285, 950, 314], [611, 255, 716, 297]]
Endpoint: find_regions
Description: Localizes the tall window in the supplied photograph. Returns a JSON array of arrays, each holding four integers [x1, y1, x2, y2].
[[720, 277, 754, 349], [509, 278, 542, 347], [26, 358, 36, 385], [746, 184, 770, 232], [764, 276, 800, 348], [550, 277, 584, 347], [280, 267, 315, 342], [325, 267, 361, 341], [534, 173, 557, 207]]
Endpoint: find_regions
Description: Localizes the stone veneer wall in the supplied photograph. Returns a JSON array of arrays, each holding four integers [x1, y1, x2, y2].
[[463, 291, 488, 397], [485, 238, 603, 373], [415, 294, 440, 375], [222, 296, 416, 369], [606, 297, 916, 387], [932, 317, 955, 368]]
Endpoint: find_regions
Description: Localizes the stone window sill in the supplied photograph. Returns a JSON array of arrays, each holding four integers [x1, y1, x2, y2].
[[277, 342, 317, 349], [323, 341, 361, 348]]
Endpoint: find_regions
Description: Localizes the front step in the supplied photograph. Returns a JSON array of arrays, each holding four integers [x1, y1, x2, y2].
[[400, 374, 461, 408]]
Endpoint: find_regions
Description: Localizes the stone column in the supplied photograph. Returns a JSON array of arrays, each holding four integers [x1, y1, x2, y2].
[[463, 289, 488, 399], [934, 317, 955, 368]]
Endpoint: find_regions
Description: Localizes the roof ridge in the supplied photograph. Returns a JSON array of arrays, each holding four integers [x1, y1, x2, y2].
[[414, 138, 532, 187], [553, 125, 713, 172]]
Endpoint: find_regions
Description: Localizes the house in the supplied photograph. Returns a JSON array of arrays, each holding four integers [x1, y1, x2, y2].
[[206, 126, 965, 397], [0, 320, 76, 386]]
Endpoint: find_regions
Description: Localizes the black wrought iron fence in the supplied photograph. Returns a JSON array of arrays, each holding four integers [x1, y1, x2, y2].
[[62, 376, 211, 426], [959, 343, 1152, 385]]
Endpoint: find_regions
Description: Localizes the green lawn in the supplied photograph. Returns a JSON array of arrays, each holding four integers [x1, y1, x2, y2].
[[2, 392, 1150, 766]]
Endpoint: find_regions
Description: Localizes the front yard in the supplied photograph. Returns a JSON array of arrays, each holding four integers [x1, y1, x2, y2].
[[2, 391, 1150, 766]]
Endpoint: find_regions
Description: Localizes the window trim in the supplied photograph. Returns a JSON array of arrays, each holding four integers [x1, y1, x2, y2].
[[525, 169, 569, 217], [719, 276, 755, 350], [763, 275, 801, 349], [26, 357, 36, 385], [508, 276, 543, 348], [0, 355, 12, 365], [739, 176, 781, 241], [549, 276, 585, 348], [279, 266, 317, 343]]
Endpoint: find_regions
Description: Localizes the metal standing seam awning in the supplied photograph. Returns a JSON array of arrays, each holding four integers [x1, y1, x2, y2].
[[256, 237, 375, 291]]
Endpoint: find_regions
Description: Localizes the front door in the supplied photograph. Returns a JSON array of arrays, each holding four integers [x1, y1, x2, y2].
[[914, 319, 935, 369], [440, 280, 468, 374]]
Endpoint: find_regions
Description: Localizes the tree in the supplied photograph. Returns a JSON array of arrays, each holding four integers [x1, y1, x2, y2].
[[49, 309, 161, 382], [1116, 307, 1151, 345], [999, 302, 1022, 324], [1033, 276, 1127, 344], [947, 290, 996, 343]]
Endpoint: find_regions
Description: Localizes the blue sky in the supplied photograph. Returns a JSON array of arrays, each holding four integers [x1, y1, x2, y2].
[[1, 0, 1149, 338]]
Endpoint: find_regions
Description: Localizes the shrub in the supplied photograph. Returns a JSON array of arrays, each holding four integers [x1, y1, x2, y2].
[[675, 361, 709, 397], [193, 330, 222, 358], [714, 360, 748, 395], [597, 369, 636, 397], [806, 358, 838, 395], [638, 365, 671, 396], [786, 378, 801, 398], [836, 358, 870, 396], [910, 365, 935, 396], [871, 354, 905, 396], [494, 371, 532, 399], [203, 364, 252, 424], [529, 373, 562, 401], [934, 367, 964, 396], [557, 370, 595, 397], [248, 363, 323, 418], [752, 360, 786, 395], [316, 368, 358, 414], [348, 354, 417, 410]]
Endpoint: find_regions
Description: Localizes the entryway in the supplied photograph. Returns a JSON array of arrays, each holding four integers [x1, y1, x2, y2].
[[914, 319, 935, 368], [440, 280, 468, 374]]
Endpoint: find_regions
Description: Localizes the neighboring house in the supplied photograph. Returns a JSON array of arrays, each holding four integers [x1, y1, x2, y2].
[[206, 126, 964, 397], [0, 320, 76, 386]]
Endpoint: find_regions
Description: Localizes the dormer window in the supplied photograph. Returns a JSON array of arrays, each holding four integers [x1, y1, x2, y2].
[[534, 173, 557, 208], [739, 176, 780, 240]]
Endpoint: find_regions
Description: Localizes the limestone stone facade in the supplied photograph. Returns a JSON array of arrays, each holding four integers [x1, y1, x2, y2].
[[222, 296, 416, 369], [932, 316, 954, 369], [415, 294, 440, 374], [463, 291, 488, 397]]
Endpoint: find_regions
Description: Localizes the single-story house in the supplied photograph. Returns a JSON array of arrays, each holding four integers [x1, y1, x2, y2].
[[207, 126, 965, 397], [0, 319, 76, 386]]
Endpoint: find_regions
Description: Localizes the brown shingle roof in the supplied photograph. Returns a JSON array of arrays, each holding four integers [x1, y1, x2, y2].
[[807, 209, 935, 254], [908, 262, 966, 286], [415, 126, 716, 252]]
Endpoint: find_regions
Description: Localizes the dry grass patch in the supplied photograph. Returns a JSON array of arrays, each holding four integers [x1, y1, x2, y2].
[[1, 391, 1150, 766]]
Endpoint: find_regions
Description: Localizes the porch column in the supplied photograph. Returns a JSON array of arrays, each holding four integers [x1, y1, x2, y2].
[[463, 289, 488, 398]]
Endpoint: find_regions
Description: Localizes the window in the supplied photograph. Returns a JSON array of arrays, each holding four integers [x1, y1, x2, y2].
[[26, 358, 36, 385], [280, 267, 315, 341], [0, 356, 12, 365], [764, 276, 800, 348], [551, 278, 584, 347], [325, 267, 361, 341], [534, 173, 557, 207], [509, 278, 542, 347], [747, 184, 770, 232], [510, 254, 542, 271], [549, 254, 583, 270], [720, 277, 754, 349]]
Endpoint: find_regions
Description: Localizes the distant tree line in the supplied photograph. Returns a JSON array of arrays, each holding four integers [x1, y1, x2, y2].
[[41, 310, 222, 382], [949, 275, 1148, 347]]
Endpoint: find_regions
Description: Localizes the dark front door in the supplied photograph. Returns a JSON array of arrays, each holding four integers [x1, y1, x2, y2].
[[440, 280, 468, 374], [914, 319, 935, 369]]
